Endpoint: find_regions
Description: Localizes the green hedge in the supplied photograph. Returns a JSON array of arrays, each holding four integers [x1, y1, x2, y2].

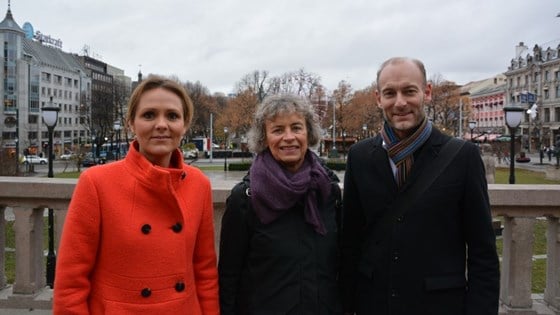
[[228, 162, 252, 171]]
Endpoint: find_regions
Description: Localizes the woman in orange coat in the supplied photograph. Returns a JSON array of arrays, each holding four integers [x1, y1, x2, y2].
[[54, 76, 220, 315]]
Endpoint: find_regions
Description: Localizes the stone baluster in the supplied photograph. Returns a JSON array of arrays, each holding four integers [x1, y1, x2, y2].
[[0, 206, 5, 289], [500, 216, 536, 313], [12, 206, 46, 294], [545, 216, 560, 311]]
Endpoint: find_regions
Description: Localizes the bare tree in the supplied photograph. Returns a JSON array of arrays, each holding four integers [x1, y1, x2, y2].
[[184, 81, 217, 139], [428, 74, 462, 136], [268, 68, 322, 99], [346, 85, 381, 138], [235, 70, 271, 102], [216, 90, 258, 140]]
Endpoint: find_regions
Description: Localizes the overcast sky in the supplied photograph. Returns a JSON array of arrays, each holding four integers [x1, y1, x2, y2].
[[8, 0, 560, 94]]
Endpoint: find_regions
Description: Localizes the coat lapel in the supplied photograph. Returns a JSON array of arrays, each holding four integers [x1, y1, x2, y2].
[[399, 129, 448, 193], [369, 136, 399, 193]]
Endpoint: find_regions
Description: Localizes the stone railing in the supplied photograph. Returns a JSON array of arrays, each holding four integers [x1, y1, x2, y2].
[[1, 177, 560, 314]]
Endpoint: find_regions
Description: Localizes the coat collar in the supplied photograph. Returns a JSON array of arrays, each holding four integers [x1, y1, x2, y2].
[[123, 140, 188, 188]]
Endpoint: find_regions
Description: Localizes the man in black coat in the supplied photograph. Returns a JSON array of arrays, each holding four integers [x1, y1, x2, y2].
[[340, 57, 500, 315]]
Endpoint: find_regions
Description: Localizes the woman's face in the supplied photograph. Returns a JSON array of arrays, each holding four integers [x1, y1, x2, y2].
[[129, 88, 187, 167], [265, 112, 308, 173]]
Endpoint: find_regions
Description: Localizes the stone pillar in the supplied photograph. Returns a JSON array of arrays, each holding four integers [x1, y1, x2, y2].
[[55, 209, 66, 251], [12, 206, 46, 294], [481, 143, 496, 184], [500, 216, 536, 313], [0, 206, 5, 289], [545, 216, 560, 310]]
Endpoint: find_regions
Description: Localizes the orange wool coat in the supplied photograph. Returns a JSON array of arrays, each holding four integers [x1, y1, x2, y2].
[[54, 143, 219, 315]]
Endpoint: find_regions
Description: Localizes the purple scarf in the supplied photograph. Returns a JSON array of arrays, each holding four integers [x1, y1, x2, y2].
[[249, 149, 332, 235]]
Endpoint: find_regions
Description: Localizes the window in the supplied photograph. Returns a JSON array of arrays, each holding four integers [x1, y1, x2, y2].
[[545, 108, 550, 122], [41, 72, 51, 82], [28, 115, 38, 124], [555, 108, 560, 122]]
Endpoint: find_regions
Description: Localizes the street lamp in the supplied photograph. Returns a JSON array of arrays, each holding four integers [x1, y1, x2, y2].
[[362, 124, 368, 139], [91, 134, 96, 158], [113, 120, 121, 160], [224, 127, 228, 172], [503, 106, 524, 184], [342, 131, 347, 160], [41, 97, 60, 289], [468, 120, 477, 142]]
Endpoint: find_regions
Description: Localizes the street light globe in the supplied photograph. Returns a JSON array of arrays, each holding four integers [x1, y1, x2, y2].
[[468, 120, 477, 130], [113, 120, 121, 131], [503, 106, 524, 129], [41, 107, 60, 128]]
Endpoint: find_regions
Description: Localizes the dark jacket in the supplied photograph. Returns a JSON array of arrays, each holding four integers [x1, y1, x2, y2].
[[340, 128, 500, 315], [219, 164, 343, 315]]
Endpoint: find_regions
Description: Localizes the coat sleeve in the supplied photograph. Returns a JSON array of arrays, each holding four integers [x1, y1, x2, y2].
[[218, 183, 251, 315], [193, 179, 220, 315], [53, 172, 101, 315], [462, 144, 500, 315]]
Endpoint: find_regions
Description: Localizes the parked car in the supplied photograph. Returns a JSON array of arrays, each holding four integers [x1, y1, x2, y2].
[[60, 152, 76, 160], [82, 157, 96, 167], [22, 155, 48, 165], [183, 149, 198, 159]]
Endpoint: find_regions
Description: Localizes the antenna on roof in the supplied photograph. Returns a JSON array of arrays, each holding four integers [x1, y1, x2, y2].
[[8, 0, 10, 11]]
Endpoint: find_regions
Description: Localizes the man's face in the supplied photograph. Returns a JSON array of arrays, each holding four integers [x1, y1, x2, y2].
[[376, 60, 432, 139]]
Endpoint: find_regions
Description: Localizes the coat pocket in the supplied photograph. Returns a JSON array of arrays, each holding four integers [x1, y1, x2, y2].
[[424, 274, 467, 291]]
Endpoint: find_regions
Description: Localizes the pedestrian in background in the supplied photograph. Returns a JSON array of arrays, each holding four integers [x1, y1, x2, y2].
[[54, 76, 220, 314], [219, 94, 343, 315], [340, 57, 499, 315]]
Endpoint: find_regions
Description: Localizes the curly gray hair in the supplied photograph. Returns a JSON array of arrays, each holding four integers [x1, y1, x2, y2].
[[247, 94, 322, 154]]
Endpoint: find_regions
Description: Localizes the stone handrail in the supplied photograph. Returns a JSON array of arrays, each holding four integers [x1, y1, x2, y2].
[[0, 177, 560, 314]]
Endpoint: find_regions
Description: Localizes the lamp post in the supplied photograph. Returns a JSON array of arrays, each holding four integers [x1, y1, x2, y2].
[[362, 124, 368, 139], [468, 120, 477, 142], [91, 134, 96, 158], [224, 127, 228, 172], [342, 131, 347, 160], [113, 120, 121, 160], [41, 97, 60, 289], [503, 106, 524, 184]]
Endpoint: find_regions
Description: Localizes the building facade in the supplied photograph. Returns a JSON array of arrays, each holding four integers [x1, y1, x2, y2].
[[469, 80, 507, 142], [505, 41, 560, 151], [0, 4, 131, 163], [0, 5, 92, 158]]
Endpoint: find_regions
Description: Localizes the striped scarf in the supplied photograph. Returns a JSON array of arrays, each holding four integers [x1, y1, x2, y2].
[[381, 118, 432, 187]]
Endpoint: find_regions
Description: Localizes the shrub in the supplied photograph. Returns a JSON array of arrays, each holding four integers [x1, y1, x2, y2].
[[228, 162, 252, 171]]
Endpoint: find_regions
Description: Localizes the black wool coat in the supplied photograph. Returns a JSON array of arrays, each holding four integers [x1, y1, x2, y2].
[[219, 168, 343, 315], [340, 128, 500, 315]]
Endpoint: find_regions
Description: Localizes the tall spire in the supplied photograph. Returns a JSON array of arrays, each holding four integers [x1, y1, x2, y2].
[[6, 0, 13, 19], [0, 0, 24, 34]]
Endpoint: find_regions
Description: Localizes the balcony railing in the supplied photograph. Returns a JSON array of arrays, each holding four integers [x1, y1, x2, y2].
[[1, 177, 560, 314]]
